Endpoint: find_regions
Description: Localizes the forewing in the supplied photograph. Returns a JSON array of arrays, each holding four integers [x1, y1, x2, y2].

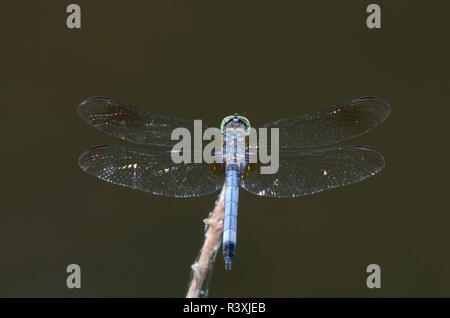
[[263, 96, 391, 149], [240, 145, 385, 197], [77, 96, 207, 147], [78, 145, 223, 197]]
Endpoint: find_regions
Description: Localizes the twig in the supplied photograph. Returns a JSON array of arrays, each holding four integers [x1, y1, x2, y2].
[[186, 184, 226, 298]]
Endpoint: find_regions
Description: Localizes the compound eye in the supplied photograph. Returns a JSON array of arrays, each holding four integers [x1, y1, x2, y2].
[[237, 116, 250, 126], [220, 115, 235, 133]]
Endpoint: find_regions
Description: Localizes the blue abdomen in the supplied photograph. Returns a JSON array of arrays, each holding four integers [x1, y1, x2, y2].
[[223, 165, 240, 270]]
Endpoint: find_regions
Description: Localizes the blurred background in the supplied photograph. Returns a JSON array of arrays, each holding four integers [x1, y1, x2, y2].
[[1, 0, 449, 297]]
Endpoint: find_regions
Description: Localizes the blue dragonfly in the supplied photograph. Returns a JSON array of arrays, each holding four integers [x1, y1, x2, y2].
[[77, 96, 391, 269]]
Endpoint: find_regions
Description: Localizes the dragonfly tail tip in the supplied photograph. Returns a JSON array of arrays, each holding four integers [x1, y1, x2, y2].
[[225, 259, 232, 270]]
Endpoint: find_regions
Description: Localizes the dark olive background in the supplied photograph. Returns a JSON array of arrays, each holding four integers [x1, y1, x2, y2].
[[1, 1, 449, 297]]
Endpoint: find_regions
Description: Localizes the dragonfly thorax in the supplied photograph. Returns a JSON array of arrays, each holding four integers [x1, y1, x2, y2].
[[222, 120, 248, 171]]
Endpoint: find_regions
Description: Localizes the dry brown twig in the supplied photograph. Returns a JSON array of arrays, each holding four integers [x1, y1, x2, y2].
[[186, 184, 226, 298]]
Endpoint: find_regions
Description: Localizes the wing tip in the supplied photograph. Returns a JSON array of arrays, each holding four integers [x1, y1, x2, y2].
[[77, 144, 111, 171], [76, 96, 113, 117], [353, 145, 386, 170], [353, 95, 392, 120]]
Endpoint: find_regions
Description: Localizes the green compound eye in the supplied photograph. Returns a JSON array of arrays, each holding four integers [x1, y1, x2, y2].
[[236, 115, 251, 132], [220, 115, 235, 133]]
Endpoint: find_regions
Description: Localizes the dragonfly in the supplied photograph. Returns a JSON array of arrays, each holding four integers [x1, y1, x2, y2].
[[77, 96, 391, 270]]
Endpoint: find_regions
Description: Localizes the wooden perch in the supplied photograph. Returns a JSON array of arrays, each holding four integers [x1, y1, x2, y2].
[[186, 184, 226, 298]]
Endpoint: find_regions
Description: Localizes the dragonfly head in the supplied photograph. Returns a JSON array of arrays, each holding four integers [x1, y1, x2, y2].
[[220, 114, 251, 135]]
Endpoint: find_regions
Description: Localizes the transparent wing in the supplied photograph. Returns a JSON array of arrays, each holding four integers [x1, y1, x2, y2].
[[263, 96, 391, 149], [78, 145, 223, 197], [240, 145, 385, 198], [77, 96, 208, 147]]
